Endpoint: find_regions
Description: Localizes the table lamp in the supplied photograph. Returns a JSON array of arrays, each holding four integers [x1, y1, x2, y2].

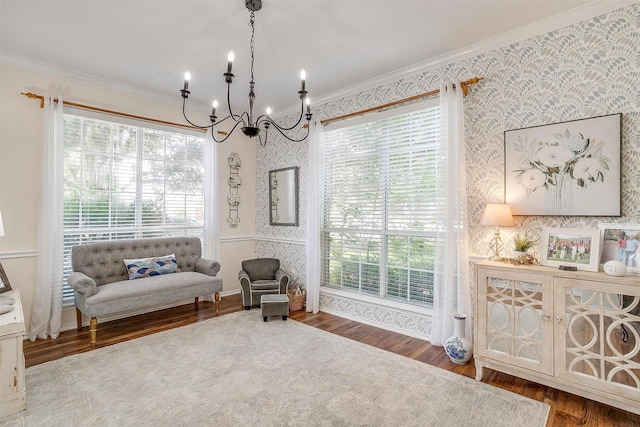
[[480, 203, 514, 260]]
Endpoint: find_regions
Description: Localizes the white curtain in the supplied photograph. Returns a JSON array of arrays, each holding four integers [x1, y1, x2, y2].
[[204, 132, 220, 260], [203, 132, 220, 302], [429, 82, 472, 346], [30, 95, 64, 340], [305, 121, 322, 313]]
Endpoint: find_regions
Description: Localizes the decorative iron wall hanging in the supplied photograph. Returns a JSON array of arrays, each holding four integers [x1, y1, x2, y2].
[[227, 152, 241, 228]]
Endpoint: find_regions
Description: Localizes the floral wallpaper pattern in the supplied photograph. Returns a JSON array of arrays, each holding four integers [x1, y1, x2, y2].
[[256, 3, 640, 339]]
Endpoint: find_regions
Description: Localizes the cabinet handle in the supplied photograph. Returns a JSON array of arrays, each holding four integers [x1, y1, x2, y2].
[[541, 314, 551, 321], [556, 316, 563, 323]]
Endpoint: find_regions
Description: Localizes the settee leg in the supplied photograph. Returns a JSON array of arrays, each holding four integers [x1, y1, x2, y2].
[[76, 308, 83, 331], [89, 317, 97, 347], [215, 292, 220, 316], [194, 297, 199, 306]]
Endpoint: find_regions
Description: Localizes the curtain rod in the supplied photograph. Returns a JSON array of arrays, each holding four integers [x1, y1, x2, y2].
[[20, 92, 204, 133], [320, 77, 484, 126]]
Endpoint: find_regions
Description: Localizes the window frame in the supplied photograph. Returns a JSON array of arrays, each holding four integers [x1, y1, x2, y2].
[[320, 99, 440, 310], [61, 107, 207, 303]]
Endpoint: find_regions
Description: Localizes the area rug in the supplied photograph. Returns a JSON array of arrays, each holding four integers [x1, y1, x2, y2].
[[2, 311, 549, 426]]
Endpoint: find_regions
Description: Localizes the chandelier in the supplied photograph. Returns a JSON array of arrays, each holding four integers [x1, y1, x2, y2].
[[180, 0, 312, 147]]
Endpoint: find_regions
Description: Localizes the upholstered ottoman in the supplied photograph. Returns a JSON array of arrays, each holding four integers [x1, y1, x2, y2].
[[261, 294, 289, 321]]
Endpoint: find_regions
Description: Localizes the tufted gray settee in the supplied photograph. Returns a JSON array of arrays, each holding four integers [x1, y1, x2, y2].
[[69, 237, 222, 346]]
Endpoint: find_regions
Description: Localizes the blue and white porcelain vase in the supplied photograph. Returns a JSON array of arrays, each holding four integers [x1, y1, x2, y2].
[[444, 312, 473, 364]]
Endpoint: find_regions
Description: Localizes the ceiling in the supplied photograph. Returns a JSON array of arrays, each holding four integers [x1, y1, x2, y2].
[[1, 1, 592, 115]]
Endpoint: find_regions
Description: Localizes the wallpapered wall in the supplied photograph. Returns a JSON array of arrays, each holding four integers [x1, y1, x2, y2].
[[256, 3, 640, 338]]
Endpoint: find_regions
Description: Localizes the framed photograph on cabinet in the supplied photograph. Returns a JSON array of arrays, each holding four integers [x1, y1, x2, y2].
[[598, 223, 640, 274], [0, 262, 12, 294], [505, 113, 621, 216], [540, 227, 600, 272]]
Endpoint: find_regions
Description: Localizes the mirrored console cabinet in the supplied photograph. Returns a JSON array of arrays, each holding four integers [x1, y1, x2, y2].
[[474, 260, 640, 415]]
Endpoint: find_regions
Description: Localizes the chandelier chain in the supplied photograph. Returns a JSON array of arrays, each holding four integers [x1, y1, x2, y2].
[[249, 11, 255, 84]]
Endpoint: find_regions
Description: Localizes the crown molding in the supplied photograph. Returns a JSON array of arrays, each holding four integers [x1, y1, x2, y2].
[[278, 0, 635, 118], [3, 0, 634, 119], [1, 54, 210, 111]]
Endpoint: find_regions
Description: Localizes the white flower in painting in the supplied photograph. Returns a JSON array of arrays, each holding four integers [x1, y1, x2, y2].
[[513, 129, 609, 198], [572, 158, 601, 180], [565, 135, 588, 153], [521, 168, 546, 190], [536, 144, 573, 167]]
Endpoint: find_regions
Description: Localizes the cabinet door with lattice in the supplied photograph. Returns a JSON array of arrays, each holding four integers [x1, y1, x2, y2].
[[554, 277, 640, 403], [476, 268, 554, 375]]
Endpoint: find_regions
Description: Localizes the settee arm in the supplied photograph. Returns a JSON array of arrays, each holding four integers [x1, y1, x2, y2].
[[195, 258, 221, 276], [275, 268, 290, 294], [68, 272, 97, 299]]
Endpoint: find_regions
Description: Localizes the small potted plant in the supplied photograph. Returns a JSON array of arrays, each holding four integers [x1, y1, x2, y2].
[[512, 231, 539, 259]]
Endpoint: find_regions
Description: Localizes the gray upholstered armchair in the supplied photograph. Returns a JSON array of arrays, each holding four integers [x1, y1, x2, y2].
[[238, 258, 289, 309]]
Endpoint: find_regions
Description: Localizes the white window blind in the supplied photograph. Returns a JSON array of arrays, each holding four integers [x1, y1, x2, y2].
[[61, 109, 206, 302], [321, 100, 440, 307]]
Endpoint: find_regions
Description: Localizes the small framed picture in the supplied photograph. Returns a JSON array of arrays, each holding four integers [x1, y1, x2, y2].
[[598, 223, 640, 275], [0, 262, 12, 294], [540, 227, 601, 272]]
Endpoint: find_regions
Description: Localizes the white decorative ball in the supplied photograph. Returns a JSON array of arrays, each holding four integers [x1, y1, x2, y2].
[[603, 260, 627, 276]]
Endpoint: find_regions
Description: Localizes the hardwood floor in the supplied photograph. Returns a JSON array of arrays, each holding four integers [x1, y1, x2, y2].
[[23, 293, 640, 427]]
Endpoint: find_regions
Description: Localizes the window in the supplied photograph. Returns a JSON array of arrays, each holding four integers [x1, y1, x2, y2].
[[62, 109, 205, 302], [321, 100, 440, 308]]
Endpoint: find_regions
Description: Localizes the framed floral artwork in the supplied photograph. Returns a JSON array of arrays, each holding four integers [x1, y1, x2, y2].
[[540, 227, 601, 272], [598, 222, 640, 274], [504, 113, 621, 216]]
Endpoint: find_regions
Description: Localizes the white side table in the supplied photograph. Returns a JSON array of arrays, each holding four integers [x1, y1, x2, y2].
[[0, 290, 26, 418]]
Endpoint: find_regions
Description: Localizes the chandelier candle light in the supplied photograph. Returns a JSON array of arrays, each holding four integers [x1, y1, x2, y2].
[[480, 203, 514, 260], [180, 0, 312, 147]]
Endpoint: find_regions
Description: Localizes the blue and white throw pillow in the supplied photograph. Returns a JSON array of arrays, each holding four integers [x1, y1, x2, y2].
[[124, 254, 180, 280]]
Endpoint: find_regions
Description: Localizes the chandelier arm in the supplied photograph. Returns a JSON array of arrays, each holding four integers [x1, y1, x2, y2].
[[257, 127, 268, 147], [257, 102, 305, 132], [211, 120, 245, 143], [265, 119, 310, 143], [181, 99, 213, 129], [213, 114, 239, 126], [225, 81, 248, 125], [265, 112, 304, 132]]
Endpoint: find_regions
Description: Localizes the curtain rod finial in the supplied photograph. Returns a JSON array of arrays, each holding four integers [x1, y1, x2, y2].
[[461, 77, 484, 96], [21, 91, 45, 108]]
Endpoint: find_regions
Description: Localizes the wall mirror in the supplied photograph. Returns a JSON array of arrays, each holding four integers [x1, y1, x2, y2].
[[269, 166, 299, 226]]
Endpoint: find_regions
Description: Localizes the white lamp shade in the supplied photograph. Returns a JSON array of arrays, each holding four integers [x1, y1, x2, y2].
[[0, 211, 4, 237], [480, 203, 514, 227]]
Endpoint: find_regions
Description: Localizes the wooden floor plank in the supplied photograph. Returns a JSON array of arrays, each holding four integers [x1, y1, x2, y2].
[[22, 293, 640, 426]]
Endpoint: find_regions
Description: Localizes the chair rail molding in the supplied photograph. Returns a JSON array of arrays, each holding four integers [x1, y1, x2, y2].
[[254, 235, 306, 245], [0, 250, 39, 260]]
